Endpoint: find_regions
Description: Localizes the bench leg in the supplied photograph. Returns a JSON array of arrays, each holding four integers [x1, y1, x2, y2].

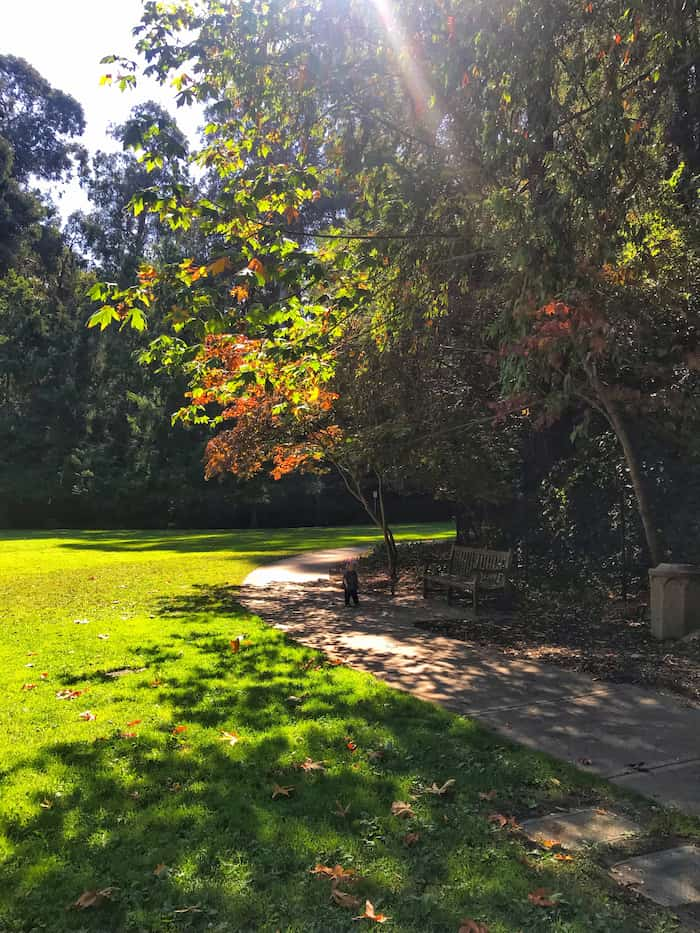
[[473, 583, 479, 613]]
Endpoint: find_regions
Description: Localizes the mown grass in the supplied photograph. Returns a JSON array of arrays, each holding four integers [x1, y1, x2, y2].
[[0, 526, 684, 931]]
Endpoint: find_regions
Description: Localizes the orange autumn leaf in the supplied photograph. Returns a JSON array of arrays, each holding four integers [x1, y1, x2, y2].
[[310, 864, 357, 883], [207, 256, 231, 276], [528, 888, 556, 907], [614, 32, 622, 44], [541, 839, 559, 849], [311, 189, 322, 202], [79, 711, 96, 721], [300, 757, 325, 772], [247, 257, 265, 277], [172, 725, 187, 735], [391, 800, 414, 819], [554, 853, 574, 861], [346, 741, 358, 752], [56, 689, 83, 700], [353, 899, 390, 923], [230, 637, 241, 653], [272, 783, 294, 799], [126, 719, 142, 727], [39, 672, 48, 679], [459, 921, 490, 933], [21, 683, 37, 691], [230, 284, 249, 302], [120, 731, 138, 739], [71, 887, 116, 910]]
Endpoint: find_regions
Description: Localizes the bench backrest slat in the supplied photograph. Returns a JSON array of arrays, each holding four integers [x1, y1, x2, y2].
[[448, 546, 512, 588]]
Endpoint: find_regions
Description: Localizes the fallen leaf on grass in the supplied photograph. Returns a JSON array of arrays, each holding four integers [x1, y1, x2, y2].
[[331, 886, 362, 909], [554, 853, 574, 862], [479, 790, 497, 801], [39, 672, 48, 679], [459, 920, 490, 933], [272, 784, 294, 799], [333, 800, 351, 817], [79, 711, 96, 721], [311, 864, 357, 883], [174, 905, 201, 914], [219, 731, 240, 746], [528, 888, 555, 907], [172, 725, 187, 735], [73, 618, 90, 625], [150, 679, 162, 687], [120, 731, 137, 739], [425, 779, 456, 796], [353, 899, 390, 923], [97, 634, 109, 640], [487, 812, 519, 829], [153, 863, 169, 877], [391, 801, 414, 819], [299, 757, 325, 772], [21, 683, 37, 691], [40, 798, 54, 809], [71, 887, 116, 909], [56, 689, 83, 700], [541, 839, 559, 849], [27, 651, 37, 656], [402, 832, 421, 846], [128, 791, 140, 799], [126, 719, 142, 727], [229, 638, 241, 654]]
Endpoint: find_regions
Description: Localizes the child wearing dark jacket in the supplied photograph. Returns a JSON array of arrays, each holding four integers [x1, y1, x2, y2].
[[342, 565, 359, 606]]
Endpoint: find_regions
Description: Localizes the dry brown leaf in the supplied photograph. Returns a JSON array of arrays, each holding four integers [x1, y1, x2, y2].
[[459, 920, 490, 933], [79, 711, 96, 721], [173, 905, 202, 914], [554, 853, 574, 862], [219, 731, 240, 746], [331, 884, 362, 910], [402, 832, 421, 847], [391, 800, 414, 819], [528, 888, 555, 907], [21, 683, 37, 691], [310, 864, 357, 883], [39, 798, 54, 809], [272, 784, 294, 799], [353, 899, 390, 923], [126, 719, 142, 727], [230, 637, 241, 653], [120, 731, 137, 739], [56, 689, 83, 700], [72, 887, 116, 910], [487, 812, 518, 829], [425, 778, 456, 796], [541, 839, 559, 849], [479, 789, 497, 801], [153, 863, 169, 877], [300, 757, 325, 772], [333, 800, 351, 817]]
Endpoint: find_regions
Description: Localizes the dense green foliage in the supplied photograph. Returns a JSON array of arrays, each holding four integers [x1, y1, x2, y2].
[[0, 527, 692, 931]]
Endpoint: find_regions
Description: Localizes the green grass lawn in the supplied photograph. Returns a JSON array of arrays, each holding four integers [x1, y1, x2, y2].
[[0, 525, 686, 931]]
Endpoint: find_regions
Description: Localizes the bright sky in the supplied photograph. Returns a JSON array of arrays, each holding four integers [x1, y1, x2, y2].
[[2, 0, 202, 217]]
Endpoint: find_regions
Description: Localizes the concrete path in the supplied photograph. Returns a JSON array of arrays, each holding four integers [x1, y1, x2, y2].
[[241, 548, 700, 815]]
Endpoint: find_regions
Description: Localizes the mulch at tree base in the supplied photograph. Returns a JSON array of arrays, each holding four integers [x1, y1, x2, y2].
[[357, 547, 700, 704]]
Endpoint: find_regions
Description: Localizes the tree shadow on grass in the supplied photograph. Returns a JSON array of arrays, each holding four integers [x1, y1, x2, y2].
[[0, 583, 674, 932]]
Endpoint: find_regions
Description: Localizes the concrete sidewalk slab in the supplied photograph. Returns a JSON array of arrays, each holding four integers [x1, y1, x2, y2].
[[522, 809, 642, 849], [241, 550, 700, 815], [611, 846, 700, 906]]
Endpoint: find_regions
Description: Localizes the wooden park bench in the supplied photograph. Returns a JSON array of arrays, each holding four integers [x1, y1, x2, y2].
[[423, 545, 512, 610]]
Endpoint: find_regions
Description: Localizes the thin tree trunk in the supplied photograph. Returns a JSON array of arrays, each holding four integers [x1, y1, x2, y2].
[[595, 386, 665, 567]]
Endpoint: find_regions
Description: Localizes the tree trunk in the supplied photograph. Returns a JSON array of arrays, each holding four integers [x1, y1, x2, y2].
[[596, 388, 665, 567]]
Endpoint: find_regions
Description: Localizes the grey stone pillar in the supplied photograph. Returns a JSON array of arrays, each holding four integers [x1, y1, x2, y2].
[[649, 564, 700, 640]]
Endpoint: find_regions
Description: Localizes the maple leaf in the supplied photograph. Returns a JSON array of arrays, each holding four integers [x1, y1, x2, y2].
[[333, 800, 351, 817], [272, 783, 294, 799], [402, 832, 421, 846], [299, 757, 325, 772], [311, 864, 357, 883], [425, 778, 455, 796], [207, 256, 231, 276], [79, 711, 96, 721], [21, 683, 37, 691], [353, 899, 390, 923], [153, 863, 169, 877], [72, 887, 116, 909], [391, 801, 414, 819], [487, 812, 518, 829], [459, 921, 490, 933], [528, 888, 555, 908], [219, 731, 240, 746], [331, 886, 362, 909], [172, 725, 187, 735]]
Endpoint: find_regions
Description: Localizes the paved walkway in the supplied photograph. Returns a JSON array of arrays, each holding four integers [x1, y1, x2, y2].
[[241, 548, 700, 815]]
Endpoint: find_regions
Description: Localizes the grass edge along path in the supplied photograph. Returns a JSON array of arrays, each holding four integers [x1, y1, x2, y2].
[[0, 526, 696, 932]]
